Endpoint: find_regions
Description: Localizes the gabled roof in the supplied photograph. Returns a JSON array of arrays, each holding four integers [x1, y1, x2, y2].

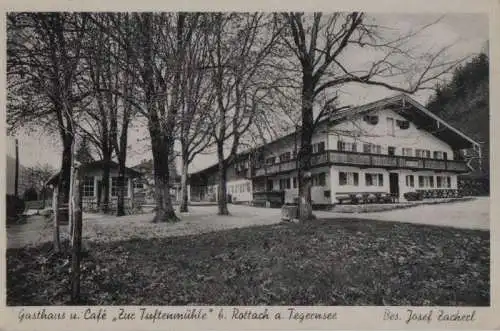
[[46, 160, 141, 186], [329, 93, 479, 149]]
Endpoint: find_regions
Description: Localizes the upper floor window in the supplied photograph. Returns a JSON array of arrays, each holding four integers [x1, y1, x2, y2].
[[279, 152, 291, 162], [363, 115, 379, 125], [266, 157, 276, 165], [402, 148, 413, 157], [363, 143, 382, 154], [387, 117, 395, 136], [415, 149, 431, 158], [279, 178, 291, 190], [312, 142, 325, 154], [338, 141, 357, 152], [396, 120, 410, 130], [433, 151, 444, 159]]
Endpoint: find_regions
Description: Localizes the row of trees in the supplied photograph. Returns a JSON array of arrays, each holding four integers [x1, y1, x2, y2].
[[8, 12, 465, 227]]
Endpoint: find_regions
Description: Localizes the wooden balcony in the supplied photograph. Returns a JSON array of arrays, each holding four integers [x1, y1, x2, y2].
[[252, 150, 469, 177]]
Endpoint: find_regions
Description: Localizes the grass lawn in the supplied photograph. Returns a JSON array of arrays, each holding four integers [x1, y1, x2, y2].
[[6, 218, 489, 306]]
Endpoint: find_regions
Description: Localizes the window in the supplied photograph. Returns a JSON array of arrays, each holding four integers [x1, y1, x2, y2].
[[416, 149, 431, 158], [111, 177, 128, 197], [388, 146, 396, 156], [266, 157, 276, 165], [418, 175, 434, 188], [292, 177, 297, 189], [313, 142, 325, 153], [338, 141, 357, 152], [246, 182, 251, 192], [433, 151, 444, 159], [402, 148, 413, 157], [405, 175, 414, 187], [280, 178, 291, 190], [312, 173, 326, 186], [443, 152, 448, 160], [82, 177, 95, 197], [363, 143, 381, 154], [387, 117, 395, 136], [363, 115, 379, 125], [365, 173, 383, 186], [279, 152, 291, 162], [339, 172, 359, 186], [447, 176, 451, 188], [133, 180, 144, 190], [396, 120, 410, 130]]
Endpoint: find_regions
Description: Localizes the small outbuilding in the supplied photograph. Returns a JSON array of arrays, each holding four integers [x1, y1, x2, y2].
[[46, 160, 142, 213]]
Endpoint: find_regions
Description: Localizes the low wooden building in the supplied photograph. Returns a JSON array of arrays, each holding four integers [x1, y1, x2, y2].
[[46, 161, 141, 213]]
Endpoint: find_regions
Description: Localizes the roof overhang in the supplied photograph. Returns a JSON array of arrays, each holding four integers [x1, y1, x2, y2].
[[330, 94, 480, 150]]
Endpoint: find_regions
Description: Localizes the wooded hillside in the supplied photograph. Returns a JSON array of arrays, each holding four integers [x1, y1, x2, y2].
[[426, 52, 489, 178]]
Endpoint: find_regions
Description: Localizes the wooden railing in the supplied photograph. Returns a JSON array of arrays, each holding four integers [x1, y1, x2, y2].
[[252, 150, 468, 176]]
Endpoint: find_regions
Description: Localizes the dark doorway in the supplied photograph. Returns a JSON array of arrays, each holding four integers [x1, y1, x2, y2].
[[388, 146, 395, 156], [389, 173, 399, 196], [96, 180, 102, 205]]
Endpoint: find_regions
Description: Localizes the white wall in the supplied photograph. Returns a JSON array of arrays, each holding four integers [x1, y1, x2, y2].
[[329, 165, 390, 202], [328, 108, 454, 159], [227, 179, 252, 203]]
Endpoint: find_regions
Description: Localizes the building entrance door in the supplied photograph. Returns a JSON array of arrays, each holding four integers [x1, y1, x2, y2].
[[389, 173, 399, 198]]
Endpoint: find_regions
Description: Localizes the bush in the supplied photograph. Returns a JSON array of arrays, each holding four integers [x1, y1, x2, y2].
[[404, 191, 423, 201], [6, 195, 25, 222]]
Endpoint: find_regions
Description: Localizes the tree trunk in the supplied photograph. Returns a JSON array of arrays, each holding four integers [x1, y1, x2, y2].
[[179, 155, 189, 213], [217, 144, 229, 215], [116, 172, 126, 216], [151, 137, 179, 223], [70, 167, 83, 304], [298, 73, 315, 222], [100, 151, 111, 214], [54, 134, 72, 252]]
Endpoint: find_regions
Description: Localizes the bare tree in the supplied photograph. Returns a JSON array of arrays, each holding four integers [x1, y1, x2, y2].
[[7, 13, 88, 251], [178, 20, 215, 213], [206, 12, 282, 215], [277, 12, 465, 221]]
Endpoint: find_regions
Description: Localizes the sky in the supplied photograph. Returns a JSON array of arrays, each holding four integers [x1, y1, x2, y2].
[[7, 13, 489, 174]]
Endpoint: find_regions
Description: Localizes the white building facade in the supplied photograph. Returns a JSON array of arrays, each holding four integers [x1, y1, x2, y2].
[[188, 94, 479, 206]]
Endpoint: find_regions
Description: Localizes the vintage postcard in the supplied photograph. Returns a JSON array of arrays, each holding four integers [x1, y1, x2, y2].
[[0, 0, 498, 329]]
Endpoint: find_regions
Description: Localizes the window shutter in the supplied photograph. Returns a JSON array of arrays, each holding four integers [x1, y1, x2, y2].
[[352, 143, 357, 152], [378, 174, 383, 186], [365, 173, 371, 186], [353, 173, 359, 186], [337, 140, 343, 151]]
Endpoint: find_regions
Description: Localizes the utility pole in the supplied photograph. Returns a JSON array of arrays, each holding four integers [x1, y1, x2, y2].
[[14, 139, 19, 198]]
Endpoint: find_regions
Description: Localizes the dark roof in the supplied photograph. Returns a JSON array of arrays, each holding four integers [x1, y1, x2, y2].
[[46, 161, 141, 186]]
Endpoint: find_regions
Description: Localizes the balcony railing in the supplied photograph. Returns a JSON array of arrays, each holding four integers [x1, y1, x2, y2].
[[252, 150, 468, 177]]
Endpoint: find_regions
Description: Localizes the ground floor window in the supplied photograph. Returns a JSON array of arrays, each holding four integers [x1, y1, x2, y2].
[[436, 176, 452, 188], [82, 176, 94, 197], [292, 177, 297, 189], [365, 173, 383, 186], [339, 172, 359, 186], [402, 148, 413, 157], [111, 177, 128, 197], [312, 173, 326, 186], [279, 178, 291, 190], [405, 175, 415, 187], [418, 175, 434, 188]]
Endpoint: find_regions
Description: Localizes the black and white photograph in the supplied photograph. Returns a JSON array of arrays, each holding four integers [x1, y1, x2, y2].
[[4, 8, 491, 313]]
